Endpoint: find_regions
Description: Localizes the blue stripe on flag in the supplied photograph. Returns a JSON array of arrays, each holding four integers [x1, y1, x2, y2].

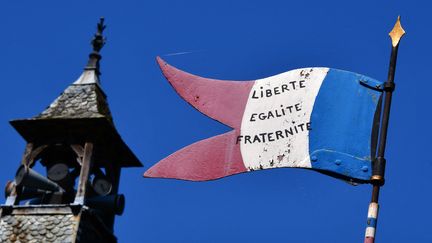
[[309, 69, 384, 182]]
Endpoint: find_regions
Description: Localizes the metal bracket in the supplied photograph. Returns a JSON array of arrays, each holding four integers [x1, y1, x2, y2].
[[371, 157, 386, 185], [383, 82, 396, 92], [359, 78, 386, 91]]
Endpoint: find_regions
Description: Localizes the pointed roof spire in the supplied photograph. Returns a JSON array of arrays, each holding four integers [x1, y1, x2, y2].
[[36, 17, 111, 121], [13, 17, 113, 121], [86, 17, 106, 73], [74, 17, 106, 85], [10, 17, 142, 167]]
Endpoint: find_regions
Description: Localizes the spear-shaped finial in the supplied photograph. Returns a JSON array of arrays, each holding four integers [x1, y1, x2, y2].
[[85, 17, 106, 75], [389, 16, 406, 47]]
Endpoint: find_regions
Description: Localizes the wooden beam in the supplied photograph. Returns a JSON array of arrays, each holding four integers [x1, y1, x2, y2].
[[20, 143, 34, 166], [5, 182, 18, 206], [71, 144, 84, 165], [74, 142, 93, 204], [28, 144, 49, 167]]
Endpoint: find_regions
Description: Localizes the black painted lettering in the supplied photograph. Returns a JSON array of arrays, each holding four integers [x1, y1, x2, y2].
[[259, 133, 267, 143], [266, 89, 272, 97], [286, 105, 293, 113], [253, 135, 261, 143], [267, 111, 274, 119], [285, 128, 293, 136], [298, 123, 305, 131], [268, 132, 275, 142], [258, 113, 267, 120], [275, 109, 283, 117], [236, 136, 243, 144], [252, 90, 259, 99], [275, 130, 284, 140], [299, 80, 306, 88]]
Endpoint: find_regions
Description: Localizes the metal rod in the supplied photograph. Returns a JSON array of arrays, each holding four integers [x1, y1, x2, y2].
[[364, 16, 405, 243]]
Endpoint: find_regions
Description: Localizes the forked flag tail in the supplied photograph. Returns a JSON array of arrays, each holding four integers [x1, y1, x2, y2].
[[145, 57, 386, 183], [144, 57, 253, 180], [156, 56, 254, 128], [143, 130, 248, 181]]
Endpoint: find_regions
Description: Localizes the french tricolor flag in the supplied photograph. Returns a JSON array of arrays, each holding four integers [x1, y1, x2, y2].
[[144, 57, 384, 183]]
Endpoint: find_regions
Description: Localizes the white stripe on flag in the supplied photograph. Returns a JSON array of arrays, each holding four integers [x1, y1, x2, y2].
[[240, 68, 329, 171]]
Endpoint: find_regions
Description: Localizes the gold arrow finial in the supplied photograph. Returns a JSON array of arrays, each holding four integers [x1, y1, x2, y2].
[[389, 16, 406, 47]]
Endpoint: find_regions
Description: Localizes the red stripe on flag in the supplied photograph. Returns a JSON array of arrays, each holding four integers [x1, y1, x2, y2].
[[156, 56, 254, 129], [144, 130, 247, 181]]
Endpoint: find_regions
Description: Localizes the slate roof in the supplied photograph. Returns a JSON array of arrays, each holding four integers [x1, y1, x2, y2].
[[34, 15, 111, 123], [0, 206, 116, 243], [35, 75, 113, 122], [0, 214, 78, 243]]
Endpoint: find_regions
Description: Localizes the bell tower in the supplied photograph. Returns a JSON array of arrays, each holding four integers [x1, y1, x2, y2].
[[0, 18, 142, 243]]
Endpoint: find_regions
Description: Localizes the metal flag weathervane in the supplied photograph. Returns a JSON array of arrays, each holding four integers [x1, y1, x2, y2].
[[145, 17, 405, 242], [364, 16, 405, 243], [146, 58, 384, 182]]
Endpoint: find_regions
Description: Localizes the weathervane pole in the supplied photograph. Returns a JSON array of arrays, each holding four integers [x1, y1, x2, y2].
[[364, 16, 405, 243]]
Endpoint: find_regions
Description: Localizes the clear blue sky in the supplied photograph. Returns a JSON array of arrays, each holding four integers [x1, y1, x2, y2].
[[0, 1, 430, 242]]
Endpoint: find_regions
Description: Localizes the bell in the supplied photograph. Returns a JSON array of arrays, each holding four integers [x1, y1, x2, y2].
[[86, 194, 125, 215], [15, 165, 64, 192]]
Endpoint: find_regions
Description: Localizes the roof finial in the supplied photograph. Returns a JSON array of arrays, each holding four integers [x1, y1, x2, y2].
[[85, 17, 106, 75], [92, 17, 106, 53]]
